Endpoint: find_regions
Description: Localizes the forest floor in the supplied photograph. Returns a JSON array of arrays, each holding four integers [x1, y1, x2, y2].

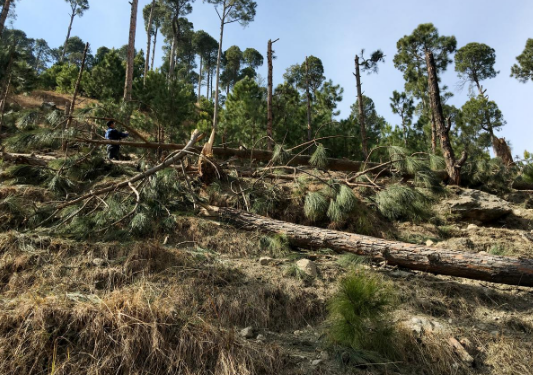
[[1, 95, 533, 374]]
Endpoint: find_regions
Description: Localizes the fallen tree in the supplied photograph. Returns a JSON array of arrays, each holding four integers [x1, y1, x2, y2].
[[212, 207, 533, 287], [74, 138, 375, 172]]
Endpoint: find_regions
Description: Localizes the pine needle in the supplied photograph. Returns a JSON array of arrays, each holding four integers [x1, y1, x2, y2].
[[309, 144, 328, 169]]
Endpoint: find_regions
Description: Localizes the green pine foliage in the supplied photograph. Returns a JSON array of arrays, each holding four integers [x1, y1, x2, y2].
[[304, 191, 329, 222], [309, 144, 328, 169], [375, 184, 432, 221], [327, 271, 397, 362]]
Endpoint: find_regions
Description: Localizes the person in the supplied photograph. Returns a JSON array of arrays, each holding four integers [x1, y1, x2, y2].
[[105, 120, 129, 160]]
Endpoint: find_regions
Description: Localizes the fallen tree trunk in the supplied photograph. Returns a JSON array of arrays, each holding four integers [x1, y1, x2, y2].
[[74, 138, 375, 172], [213, 207, 533, 287], [0, 152, 54, 167]]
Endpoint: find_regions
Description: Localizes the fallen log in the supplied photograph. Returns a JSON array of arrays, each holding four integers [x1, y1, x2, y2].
[[212, 207, 533, 287], [74, 138, 375, 172], [1, 152, 55, 167]]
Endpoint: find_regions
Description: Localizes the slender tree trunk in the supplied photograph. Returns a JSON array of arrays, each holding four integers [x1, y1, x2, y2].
[[144, 0, 156, 86], [401, 114, 408, 146], [305, 57, 312, 147], [168, 33, 177, 81], [61, 9, 77, 63], [267, 38, 278, 152], [151, 27, 158, 71], [34, 51, 42, 73], [205, 8, 226, 155], [197, 55, 203, 103], [214, 207, 533, 287], [210, 67, 214, 101], [0, 41, 16, 139], [354, 55, 368, 159], [0, 75, 11, 134], [426, 50, 466, 185], [63, 43, 89, 151], [124, 0, 138, 102], [206, 67, 210, 101], [0, 0, 12, 36]]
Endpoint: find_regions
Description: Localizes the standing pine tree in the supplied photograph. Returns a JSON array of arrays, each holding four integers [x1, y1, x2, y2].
[[202, 0, 257, 157], [60, 0, 89, 63], [124, 0, 138, 102], [511, 39, 533, 83]]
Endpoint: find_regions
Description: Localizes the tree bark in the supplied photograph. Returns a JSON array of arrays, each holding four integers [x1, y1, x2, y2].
[[124, 0, 138, 102], [426, 50, 464, 185], [151, 26, 158, 71], [63, 42, 89, 151], [144, 0, 156, 86], [61, 7, 77, 63], [204, 4, 226, 158], [197, 55, 203, 103], [354, 55, 368, 160], [168, 25, 177, 82], [214, 207, 533, 287], [305, 57, 312, 147], [0, 0, 12, 36], [267, 39, 278, 152]]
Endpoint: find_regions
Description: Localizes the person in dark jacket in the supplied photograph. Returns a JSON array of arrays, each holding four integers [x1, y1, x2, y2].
[[105, 120, 129, 160]]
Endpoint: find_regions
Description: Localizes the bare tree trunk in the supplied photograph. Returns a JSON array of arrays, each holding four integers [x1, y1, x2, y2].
[[63, 42, 89, 151], [493, 137, 514, 166], [168, 32, 177, 82], [206, 67, 210, 101], [197, 55, 203, 103], [204, 6, 226, 157], [214, 207, 533, 287], [267, 38, 279, 152], [144, 0, 156, 86], [426, 50, 466, 185], [430, 111, 437, 154], [305, 57, 312, 148], [61, 8, 77, 63], [151, 26, 158, 71], [124, 0, 138, 102], [0, 0, 12, 36], [0, 75, 11, 134], [354, 55, 368, 160]]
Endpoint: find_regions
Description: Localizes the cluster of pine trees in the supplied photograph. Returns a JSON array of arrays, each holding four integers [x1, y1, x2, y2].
[[1, 0, 533, 168]]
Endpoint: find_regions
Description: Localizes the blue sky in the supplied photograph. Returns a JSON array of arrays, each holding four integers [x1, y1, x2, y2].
[[11, 0, 533, 157]]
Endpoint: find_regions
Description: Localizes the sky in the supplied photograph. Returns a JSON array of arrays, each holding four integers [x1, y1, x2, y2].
[[10, 0, 533, 157]]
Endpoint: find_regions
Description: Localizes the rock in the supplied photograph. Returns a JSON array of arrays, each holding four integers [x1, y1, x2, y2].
[[513, 209, 523, 217], [410, 317, 445, 335], [426, 239, 435, 247], [296, 259, 317, 278], [439, 188, 512, 223], [467, 224, 478, 231], [256, 334, 266, 341], [259, 257, 273, 266], [92, 258, 106, 267], [239, 327, 255, 339], [311, 359, 322, 366]]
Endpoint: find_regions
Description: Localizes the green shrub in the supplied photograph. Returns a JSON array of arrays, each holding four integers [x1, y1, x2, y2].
[[326, 271, 397, 361]]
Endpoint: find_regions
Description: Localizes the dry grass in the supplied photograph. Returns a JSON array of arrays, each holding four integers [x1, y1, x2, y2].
[[9, 90, 98, 111], [485, 336, 533, 375]]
